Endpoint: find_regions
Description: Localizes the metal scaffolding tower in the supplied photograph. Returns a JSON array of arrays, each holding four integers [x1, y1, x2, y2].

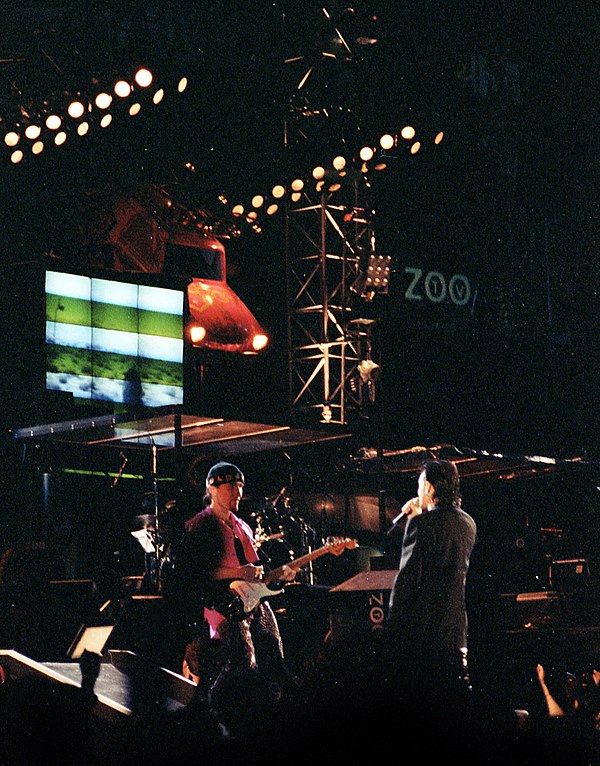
[[285, 181, 382, 426], [281, 5, 386, 426]]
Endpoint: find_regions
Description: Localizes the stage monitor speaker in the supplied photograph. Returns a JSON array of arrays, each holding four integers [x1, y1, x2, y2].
[[0, 649, 196, 728], [328, 570, 397, 643]]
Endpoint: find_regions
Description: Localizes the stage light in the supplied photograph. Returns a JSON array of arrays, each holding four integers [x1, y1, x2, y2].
[[373, 162, 387, 171], [252, 195, 264, 208], [246, 211, 258, 222], [316, 180, 324, 192], [45, 114, 61, 130], [100, 114, 112, 128], [95, 92, 112, 109], [177, 77, 188, 92], [135, 68, 153, 88], [114, 80, 131, 98], [410, 141, 421, 154], [54, 131, 67, 146], [129, 103, 141, 116], [31, 141, 44, 155], [266, 203, 279, 215], [290, 192, 301, 202], [272, 184, 285, 198], [77, 121, 90, 136], [380, 133, 395, 150], [333, 155, 346, 170], [400, 125, 415, 140], [358, 359, 380, 383], [353, 253, 392, 299], [152, 88, 164, 104], [359, 145, 374, 161], [434, 131, 444, 144], [252, 334, 268, 351], [24, 125, 41, 140], [312, 166, 325, 180], [67, 100, 85, 119], [291, 178, 304, 191], [10, 150, 23, 164], [328, 182, 341, 192], [232, 204, 244, 216], [4, 132, 19, 147]]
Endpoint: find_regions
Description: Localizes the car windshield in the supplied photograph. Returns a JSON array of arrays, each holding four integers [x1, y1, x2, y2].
[[164, 243, 223, 280]]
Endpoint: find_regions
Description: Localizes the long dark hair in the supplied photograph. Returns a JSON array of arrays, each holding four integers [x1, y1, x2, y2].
[[422, 459, 461, 510]]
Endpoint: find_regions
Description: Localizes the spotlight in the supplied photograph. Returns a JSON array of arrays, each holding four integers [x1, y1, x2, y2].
[[134, 68, 153, 88], [95, 92, 112, 109], [434, 131, 444, 144], [129, 103, 141, 116], [152, 88, 164, 104], [353, 252, 392, 299], [272, 184, 285, 198], [4, 132, 19, 147], [291, 178, 304, 191], [410, 142, 421, 155], [312, 166, 325, 180], [45, 114, 61, 130], [357, 359, 380, 383], [177, 77, 188, 92], [67, 99, 85, 119], [114, 80, 131, 98], [24, 125, 41, 140], [332, 155, 346, 170], [252, 195, 264, 208], [380, 133, 395, 150], [359, 146, 374, 161], [400, 125, 416, 140]]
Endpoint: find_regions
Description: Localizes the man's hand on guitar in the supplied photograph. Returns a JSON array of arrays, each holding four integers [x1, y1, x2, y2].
[[277, 564, 297, 583], [240, 563, 264, 581]]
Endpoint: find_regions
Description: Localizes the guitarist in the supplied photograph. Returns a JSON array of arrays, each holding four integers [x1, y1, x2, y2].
[[177, 461, 296, 684]]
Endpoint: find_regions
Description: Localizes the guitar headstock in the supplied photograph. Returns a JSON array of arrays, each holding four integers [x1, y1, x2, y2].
[[324, 536, 359, 556]]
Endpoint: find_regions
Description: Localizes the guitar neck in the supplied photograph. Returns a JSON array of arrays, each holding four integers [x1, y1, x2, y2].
[[265, 545, 337, 584]]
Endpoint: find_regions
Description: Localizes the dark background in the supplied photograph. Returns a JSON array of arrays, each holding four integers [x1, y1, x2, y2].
[[0, 1, 597, 458]]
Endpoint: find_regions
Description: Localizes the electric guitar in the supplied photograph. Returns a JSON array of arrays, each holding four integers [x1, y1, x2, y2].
[[222, 537, 358, 619]]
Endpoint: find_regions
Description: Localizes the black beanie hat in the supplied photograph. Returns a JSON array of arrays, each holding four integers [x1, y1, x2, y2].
[[206, 461, 245, 488]]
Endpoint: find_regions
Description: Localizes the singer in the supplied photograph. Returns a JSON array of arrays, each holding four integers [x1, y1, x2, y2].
[[383, 459, 477, 707]]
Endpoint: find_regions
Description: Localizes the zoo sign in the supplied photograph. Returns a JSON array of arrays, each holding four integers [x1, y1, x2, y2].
[[404, 267, 471, 306]]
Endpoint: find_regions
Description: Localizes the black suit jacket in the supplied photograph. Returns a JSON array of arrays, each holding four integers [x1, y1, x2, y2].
[[387, 505, 477, 655]]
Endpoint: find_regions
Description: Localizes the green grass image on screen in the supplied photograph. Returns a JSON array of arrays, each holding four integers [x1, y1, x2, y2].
[[47, 345, 183, 387], [46, 294, 182, 338]]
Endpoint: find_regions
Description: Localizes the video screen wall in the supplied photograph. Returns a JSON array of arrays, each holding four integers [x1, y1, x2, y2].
[[45, 271, 184, 408]]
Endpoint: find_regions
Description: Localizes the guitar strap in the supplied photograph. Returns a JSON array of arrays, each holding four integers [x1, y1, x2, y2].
[[232, 532, 249, 566]]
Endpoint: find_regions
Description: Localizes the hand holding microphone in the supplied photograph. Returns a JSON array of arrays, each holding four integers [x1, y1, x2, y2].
[[401, 496, 422, 519], [387, 497, 422, 534]]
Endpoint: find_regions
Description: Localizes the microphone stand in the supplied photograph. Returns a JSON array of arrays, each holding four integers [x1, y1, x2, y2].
[[150, 439, 161, 593]]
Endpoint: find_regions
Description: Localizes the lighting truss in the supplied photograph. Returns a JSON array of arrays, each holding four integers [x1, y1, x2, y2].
[[285, 181, 377, 426]]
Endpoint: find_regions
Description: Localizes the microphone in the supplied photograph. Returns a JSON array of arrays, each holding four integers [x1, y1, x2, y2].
[[386, 510, 410, 535], [386, 500, 421, 535]]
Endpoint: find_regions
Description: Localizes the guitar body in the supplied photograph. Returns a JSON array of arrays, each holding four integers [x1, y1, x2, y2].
[[225, 537, 358, 619], [229, 580, 285, 615]]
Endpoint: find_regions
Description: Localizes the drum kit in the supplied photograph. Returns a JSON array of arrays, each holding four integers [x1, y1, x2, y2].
[[248, 486, 317, 576]]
